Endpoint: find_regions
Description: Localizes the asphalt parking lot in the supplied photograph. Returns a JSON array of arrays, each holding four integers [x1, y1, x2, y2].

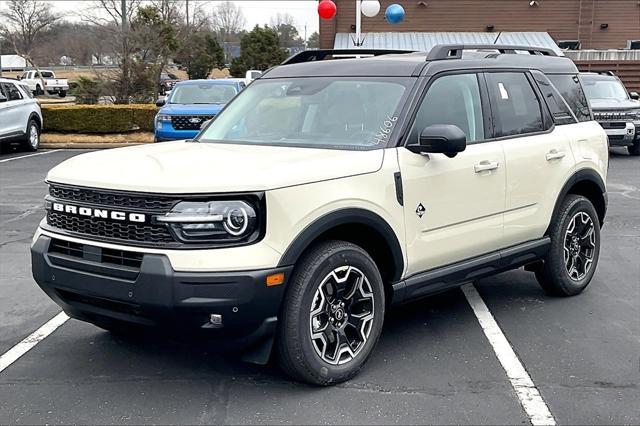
[[0, 148, 638, 425]]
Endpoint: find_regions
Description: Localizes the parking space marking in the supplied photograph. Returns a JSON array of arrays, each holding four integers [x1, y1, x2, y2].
[[462, 284, 556, 426], [0, 312, 69, 374], [0, 150, 62, 163]]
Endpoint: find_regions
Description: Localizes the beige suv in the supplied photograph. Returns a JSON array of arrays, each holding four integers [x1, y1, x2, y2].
[[31, 45, 608, 385]]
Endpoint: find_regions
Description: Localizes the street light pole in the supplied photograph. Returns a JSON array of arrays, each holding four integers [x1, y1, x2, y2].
[[355, 0, 362, 47]]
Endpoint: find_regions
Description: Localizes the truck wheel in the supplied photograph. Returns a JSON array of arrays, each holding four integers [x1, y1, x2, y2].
[[35, 85, 43, 96], [277, 240, 385, 385], [58, 90, 67, 98], [22, 119, 40, 152], [535, 195, 600, 296], [628, 140, 640, 156]]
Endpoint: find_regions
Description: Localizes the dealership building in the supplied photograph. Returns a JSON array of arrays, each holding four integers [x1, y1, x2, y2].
[[319, 0, 640, 91]]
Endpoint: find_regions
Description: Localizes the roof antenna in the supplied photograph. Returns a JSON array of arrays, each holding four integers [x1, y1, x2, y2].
[[493, 32, 502, 44]]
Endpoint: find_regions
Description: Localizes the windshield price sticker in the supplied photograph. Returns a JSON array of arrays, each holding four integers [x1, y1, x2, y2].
[[371, 114, 398, 145]]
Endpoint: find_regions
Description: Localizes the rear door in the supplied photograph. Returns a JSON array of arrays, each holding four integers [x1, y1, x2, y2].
[[485, 71, 576, 247], [398, 72, 506, 276], [0, 82, 26, 136]]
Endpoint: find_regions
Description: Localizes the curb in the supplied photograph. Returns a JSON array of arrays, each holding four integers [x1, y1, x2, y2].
[[40, 142, 151, 149]]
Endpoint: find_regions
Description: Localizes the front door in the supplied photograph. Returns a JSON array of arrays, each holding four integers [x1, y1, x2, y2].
[[398, 73, 506, 277]]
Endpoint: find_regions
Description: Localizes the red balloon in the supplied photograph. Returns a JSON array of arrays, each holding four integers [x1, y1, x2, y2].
[[318, 0, 337, 20]]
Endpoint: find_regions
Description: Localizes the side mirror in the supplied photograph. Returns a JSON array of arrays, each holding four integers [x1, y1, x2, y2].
[[16, 75, 21, 80], [155, 98, 166, 107], [629, 91, 640, 100], [0, 93, 7, 103], [407, 124, 467, 158]]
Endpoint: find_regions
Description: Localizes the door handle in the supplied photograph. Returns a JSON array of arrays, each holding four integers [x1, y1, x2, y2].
[[474, 160, 500, 173], [546, 149, 566, 161]]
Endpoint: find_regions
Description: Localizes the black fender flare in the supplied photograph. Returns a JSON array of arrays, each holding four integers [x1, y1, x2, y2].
[[27, 112, 42, 130], [549, 168, 607, 230], [277, 208, 405, 282]]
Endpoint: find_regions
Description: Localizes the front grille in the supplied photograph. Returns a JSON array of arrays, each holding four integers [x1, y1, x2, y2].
[[56, 289, 143, 317], [594, 111, 631, 121], [49, 184, 175, 212], [171, 115, 214, 131], [600, 122, 626, 129], [608, 135, 625, 141], [49, 238, 144, 268], [47, 211, 174, 244]]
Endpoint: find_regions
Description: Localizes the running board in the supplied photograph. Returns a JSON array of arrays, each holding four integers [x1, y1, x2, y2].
[[391, 238, 550, 305]]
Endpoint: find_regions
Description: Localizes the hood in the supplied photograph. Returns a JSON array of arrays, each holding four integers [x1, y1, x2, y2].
[[589, 98, 640, 111], [159, 103, 225, 115], [47, 141, 384, 193]]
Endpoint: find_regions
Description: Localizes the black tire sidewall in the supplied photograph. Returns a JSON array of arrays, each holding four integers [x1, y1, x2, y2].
[[546, 195, 601, 295], [280, 242, 385, 384]]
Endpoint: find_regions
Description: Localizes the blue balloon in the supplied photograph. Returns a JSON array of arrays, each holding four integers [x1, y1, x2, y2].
[[385, 4, 405, 24]]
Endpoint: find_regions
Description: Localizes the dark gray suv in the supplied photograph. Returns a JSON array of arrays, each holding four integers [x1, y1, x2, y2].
[[580, 72, 640, 156]]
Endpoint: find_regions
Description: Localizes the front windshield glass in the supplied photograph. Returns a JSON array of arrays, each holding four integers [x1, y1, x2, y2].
[[581, 78, 629, 100], [199, 77, 410, 150], [169, 83, 237, 104]]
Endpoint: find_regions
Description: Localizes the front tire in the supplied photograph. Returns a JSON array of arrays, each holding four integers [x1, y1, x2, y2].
[[535, 195, 601, 296], [22, 119, 40, 152], [628, 140, 640, 156], [277, 240, 385, 385]]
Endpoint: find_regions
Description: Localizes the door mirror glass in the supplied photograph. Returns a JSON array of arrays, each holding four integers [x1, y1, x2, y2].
[[0, 93, 7, 103], [407, 124, 467, 157], [630, 91, 640, 100], [155, 98, 166, 107]]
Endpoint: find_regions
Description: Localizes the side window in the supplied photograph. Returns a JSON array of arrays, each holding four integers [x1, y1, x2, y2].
[[485, 72, 545, 138], [531, 71, 576, 125], [409, 73, 485, 144], [548, 74, 591, 122], [1, 83, 23, 101]]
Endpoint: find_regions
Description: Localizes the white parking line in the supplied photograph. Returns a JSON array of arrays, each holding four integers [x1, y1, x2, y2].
[[0, 312, 69, 374], [0, 150, 62, 163], [462, 283, 556, 426]]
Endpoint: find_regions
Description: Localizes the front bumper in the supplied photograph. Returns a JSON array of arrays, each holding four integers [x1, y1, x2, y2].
[[599, 121, 636, 146], [154, 126, 199, 141], [31, 235, 292, 347]]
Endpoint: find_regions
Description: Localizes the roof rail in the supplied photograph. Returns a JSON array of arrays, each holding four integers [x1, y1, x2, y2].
[[426, 44, 558, 61], [282, 49, 416, 65]]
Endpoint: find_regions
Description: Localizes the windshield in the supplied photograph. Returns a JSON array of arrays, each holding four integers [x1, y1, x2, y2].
[[581, 77, 629, 100], [198, 77, 410, 150], [169, 83, 237, 104]]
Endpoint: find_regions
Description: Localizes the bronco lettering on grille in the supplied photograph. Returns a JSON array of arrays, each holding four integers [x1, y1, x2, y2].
[[51, 202, 146, 223]]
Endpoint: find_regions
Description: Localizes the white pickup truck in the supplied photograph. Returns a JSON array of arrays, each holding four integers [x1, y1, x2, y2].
[[19, 70, 69, 97]]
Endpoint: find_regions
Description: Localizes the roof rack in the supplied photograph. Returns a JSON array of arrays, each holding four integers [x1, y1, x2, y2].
[[282, 49, 416, 65], [426, 44, 558, 61]]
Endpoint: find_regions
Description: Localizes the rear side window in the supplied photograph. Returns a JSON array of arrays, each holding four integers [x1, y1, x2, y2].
[[531, 71, 576, 125], [0, 83, 23, 101], [485, 72, 545, 138], [547, 74, 591, 122]]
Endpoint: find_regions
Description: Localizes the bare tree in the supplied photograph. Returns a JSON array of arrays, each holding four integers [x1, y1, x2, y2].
[[0, 0, 61, 86], [269, 12, 296, 28], [210, 1, 246, 42]]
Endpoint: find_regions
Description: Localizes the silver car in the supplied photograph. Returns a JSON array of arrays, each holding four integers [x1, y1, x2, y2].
[[0, 77, 43, 151]]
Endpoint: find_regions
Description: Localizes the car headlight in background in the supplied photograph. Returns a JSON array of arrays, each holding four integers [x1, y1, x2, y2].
[[156, 114, 171, 126], [155, 200, 260, 244], [628, 109, 640, 121]]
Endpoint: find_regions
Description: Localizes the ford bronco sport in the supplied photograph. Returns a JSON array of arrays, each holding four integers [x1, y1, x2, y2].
[[580, 72, 640, 156], [31, 45, 608, 385]]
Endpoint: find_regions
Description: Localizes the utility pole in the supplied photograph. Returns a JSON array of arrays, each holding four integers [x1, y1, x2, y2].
[[186, 0, 190, 30], [120, 0, 129, 103]]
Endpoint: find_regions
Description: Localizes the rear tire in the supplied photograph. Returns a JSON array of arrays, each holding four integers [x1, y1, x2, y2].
[[535, 195, 600, 296], [58, 90, 67, 98], [35, 85, 43, 96], [21, 119, 40, 152], [277, 240, 385, 385], [628, 140, 640, 156]]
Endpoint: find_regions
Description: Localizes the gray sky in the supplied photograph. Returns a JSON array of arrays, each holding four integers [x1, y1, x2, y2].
[[42, 0, 320, 36]]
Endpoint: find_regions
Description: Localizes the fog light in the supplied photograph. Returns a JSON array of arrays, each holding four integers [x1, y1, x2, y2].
[[209, 314, 223, 325]]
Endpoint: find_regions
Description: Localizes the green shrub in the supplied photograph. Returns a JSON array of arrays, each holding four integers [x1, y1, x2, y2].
[[42, 104, 158, 133]]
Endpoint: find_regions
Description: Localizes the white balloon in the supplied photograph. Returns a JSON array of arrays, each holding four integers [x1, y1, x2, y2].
[[361, 0, 381, 17]]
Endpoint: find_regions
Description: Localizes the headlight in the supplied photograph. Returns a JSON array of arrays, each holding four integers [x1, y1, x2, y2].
[[156, 114, 171, 123], [155, 200, 259, 244], [628, 109, 640, 121]]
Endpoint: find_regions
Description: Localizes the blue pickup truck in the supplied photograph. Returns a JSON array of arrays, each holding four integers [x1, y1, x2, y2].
[[154, 79, 245, 142]]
